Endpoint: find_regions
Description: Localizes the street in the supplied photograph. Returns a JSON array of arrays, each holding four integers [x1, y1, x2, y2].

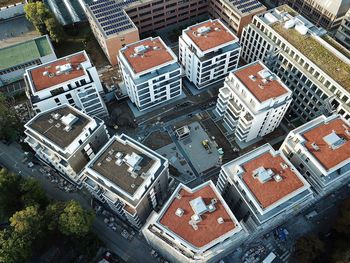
[[0, 141, 158, 263]]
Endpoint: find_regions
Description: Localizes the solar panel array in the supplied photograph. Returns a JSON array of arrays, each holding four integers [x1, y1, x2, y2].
[[88, 0, 138, 36], [228, 0, 264, 14]]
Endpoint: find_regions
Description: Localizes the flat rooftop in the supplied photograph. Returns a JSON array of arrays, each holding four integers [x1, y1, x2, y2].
[[234, 62, 289, 102], [91, 138, 157, 196], [0, 36, 53, 70], [241, 151, 305, 208], [159, 183, 237, 248], [28, 105, 90, 149], [121, 37, 175, 74], [28, 52, 88, 92], [302, 118, 350, 171], [270, 8, 350, 92], [185, 19, 237, 52]]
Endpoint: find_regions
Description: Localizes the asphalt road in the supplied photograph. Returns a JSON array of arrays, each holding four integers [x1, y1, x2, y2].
[[0, 141, 157, 263]]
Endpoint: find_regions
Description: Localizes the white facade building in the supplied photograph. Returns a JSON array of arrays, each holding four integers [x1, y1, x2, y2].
[[217, 144, 313, 230], [24, 104, 109, 185], [142, 181, 247, 263], [240, 6, 350, 122], [24, 51, 109, 118], [179, 19, 241, 89], [82, 134, 169, 228], [216, 61, 292, 143], [118, 37, 182, 111], [281, 114, 350, 195]]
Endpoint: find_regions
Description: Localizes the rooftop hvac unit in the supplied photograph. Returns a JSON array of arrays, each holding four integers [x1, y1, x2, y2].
[[217, 217, 224, 224], [43, 71, 49, 76], [115, 159, 123, 166], [55, 123, 61, 128], [311, 142, 320, 151], [64, 126, 72, 132], [48, 119, 54, 124], [175, 208, 184, 217], [52, 113, 61, 120], [61, 113, 78, 127], [134, 45, 148, 54], [115, 152, 123, 159], [106, 157, 112, 162], [197, 26, 211, 34], [280, 162, 288, 170], [249, 75, 257, 81], [273, 174, 283, 182]]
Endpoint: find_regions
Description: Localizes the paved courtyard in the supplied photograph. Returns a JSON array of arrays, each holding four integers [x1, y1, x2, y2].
[[177, 121, 221, 174]]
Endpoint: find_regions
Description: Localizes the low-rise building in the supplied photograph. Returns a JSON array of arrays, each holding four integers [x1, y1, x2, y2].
[[0, 35, 56, 93], [24, 104, 109, 184], [281, 114, 350, 195], [216, 61, 292, 143], [142, 181, 247, 263], [82, 134, 169, 228], [209, 0, 266, 36], [24, 51, 108, 119], [118, 37, 182, 111], [179, 19, 241, 90], [217, 144, 313, 230]]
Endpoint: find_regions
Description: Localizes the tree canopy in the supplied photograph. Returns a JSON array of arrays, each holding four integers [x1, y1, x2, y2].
[[0, 94, 21, 142], [24, 2, 64, 43], [293, 234, 325, 263]]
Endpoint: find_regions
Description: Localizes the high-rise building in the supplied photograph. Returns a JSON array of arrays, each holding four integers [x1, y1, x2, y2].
[[279, 0, 350, 31], [24, 104, 109, 184], [24, 51, 109, 119], [335, 9, 350, 50], [82, 134, 169, 228], [217, 144, 313, 230], [179, 19, 241, 89], [240, 6, 350, 122], [142, 181, 247, 263], [216, 61, 292, 142], [281, 114, 350, 195], [118, 37, 182, 111], [209, 0, 266, 36]]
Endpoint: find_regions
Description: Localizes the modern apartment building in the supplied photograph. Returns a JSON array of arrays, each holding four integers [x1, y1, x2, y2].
[[0, 35, 56, 93], [281, 115, 350, 195], [142, 181, 247, 263], [216, 61, 292, 143], [217, 144, 313, 230], [209, 0, 266, 36], [24, 104, 109, 184], [279, 0, 350, 31], [24, 51, 109, 119], [240, 6, 350, 123], [83, 0, 208, 65], [82, 134, 169, 228], [335, 9, 350, 49], [118, 37, 182, 111], [179, 19, 240, 90]]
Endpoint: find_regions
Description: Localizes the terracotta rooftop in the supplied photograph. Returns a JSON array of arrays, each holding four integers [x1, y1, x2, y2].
[[185, 20, 237, 52], [302, 118, 350, 171], [29, 52, 87, 92], [121, 37, 174, 74], [159, 183, 236, 248], [242, 152, 305, 209], [235, 62, 289, 102]]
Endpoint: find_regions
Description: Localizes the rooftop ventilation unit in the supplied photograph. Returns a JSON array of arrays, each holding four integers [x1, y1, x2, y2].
[[214, 27, 221, 31], [217, 217, 224, 224], [131, 184, 135, 188], [253, 167, 274, 183], [115, 152, 123, 159], [197, 26, 211, 34], [134, 45, 148, 54], [175, 208, 184, 217], [58, 63, 73, 73], [115, 159, 123, 166], [124, 152, 143, 170], [258, 69, 272, 79], [189, 221, 198, 230], [190, 197, 208, 216], [176, 194, 182, 200], [51, 113, 61, 120], [207, 203, 216, 213], [211, 198, 217, 204], [249, 75, 256, 81], [48, 119, 54, 124], [280, 162, 288, 170], [284, 19, 296, 29], [64, 126, 72, 132], [323, 131, 346, 150], [153, 46, 160, 50], [61, 113, 78, 127], [55, 123, 61, 128], [43, 71, 49, 76], [273, 174, 283, 182], [106, 156, 112, 162], [191, 214, 202, 223], [97, 162, 102, 166], [311, 142, 319, 151]]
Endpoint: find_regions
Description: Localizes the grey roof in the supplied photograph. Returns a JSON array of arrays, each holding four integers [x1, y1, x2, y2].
[[226, 0, 265, 14]]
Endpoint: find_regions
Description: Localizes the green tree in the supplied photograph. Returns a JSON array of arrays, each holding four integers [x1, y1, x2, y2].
[[293, 234, 325, 263], [58, 201, 94, 237], [20, 177, 48, 209], [45, 201, 65, 232], [24, 2, 49, 34], [0, 94, 21, 142], [45, 17, 64, 43], [0, 169, 22, 216], [0, 229, 32, 263], [9, 205, 43, 239]]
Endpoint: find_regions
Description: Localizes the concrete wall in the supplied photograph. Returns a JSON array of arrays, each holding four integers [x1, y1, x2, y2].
[[0, 2, 24, 20]]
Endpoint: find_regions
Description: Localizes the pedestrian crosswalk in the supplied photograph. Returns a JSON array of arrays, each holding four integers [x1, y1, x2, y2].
[[265, 242, 291, 262]]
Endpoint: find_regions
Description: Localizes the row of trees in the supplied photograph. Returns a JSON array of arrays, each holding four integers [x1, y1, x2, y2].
[[24, 1, 64, 43], [292, 198, 350, 263], [0, 94, 22, 142], [0, 169, 96, 263]]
